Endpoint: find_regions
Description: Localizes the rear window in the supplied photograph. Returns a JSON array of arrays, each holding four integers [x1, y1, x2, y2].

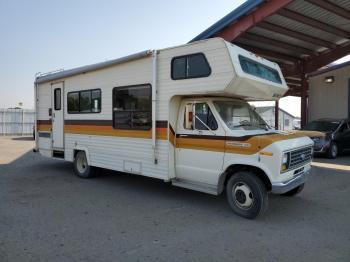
[[239, 55, 282, 84]]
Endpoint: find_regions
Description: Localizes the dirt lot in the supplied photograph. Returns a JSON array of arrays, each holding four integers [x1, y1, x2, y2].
[[1, 136, 350, 262]]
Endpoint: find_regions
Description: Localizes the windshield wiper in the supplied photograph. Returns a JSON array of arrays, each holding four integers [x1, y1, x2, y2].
[[259, 123, 270, 131], [233, 123, 253, 128]]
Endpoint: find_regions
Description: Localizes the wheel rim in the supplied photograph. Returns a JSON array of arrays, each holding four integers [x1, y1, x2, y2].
[[232, 182, 254, 210], [77, 154, 87, 174], [331, 144, 337, 157]]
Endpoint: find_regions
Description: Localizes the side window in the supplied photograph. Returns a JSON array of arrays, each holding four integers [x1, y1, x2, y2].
[[80, 91, 91, 112], [67, 89, 101, 114], [113, 84, 152, 130], [171, 53, 211, 80], [184, 103, 218, 131], [54, 88, 61, 110]]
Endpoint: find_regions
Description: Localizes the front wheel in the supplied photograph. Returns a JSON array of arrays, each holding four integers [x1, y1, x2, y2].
[[226, 171, 268, 219], [74, 151, 96, 178], [327, 142, 338, 159]]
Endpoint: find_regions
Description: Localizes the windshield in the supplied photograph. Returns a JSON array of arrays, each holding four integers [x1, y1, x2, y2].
[[304, 121, 339, 132], [213, 101, 269, 130]]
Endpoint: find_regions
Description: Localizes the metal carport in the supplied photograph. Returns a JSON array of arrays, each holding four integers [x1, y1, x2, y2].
[[190, 0, 350, 128]]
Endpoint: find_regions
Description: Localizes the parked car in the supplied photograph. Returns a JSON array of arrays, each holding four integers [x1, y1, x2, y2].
[[302, 118, 350, 158]]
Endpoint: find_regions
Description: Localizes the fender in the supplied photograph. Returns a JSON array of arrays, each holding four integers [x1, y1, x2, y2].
[[217, 159, 272, 194]]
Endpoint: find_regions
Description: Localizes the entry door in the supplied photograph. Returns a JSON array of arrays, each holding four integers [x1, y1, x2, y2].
[[51, 82, 64, 149], [175, 101, 225, 185]]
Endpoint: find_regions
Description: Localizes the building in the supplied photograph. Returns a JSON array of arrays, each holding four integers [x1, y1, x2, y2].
[[308, 61, 350, 122], [189, 0, 350, 128], [255, 106, 297, 130]]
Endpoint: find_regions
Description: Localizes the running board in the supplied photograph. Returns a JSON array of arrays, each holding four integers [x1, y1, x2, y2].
[[172, 179, 218, 195]]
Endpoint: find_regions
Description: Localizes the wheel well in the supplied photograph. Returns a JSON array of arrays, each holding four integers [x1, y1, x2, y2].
[[219, 165, 272, 194], [73, 149, 80, 158]]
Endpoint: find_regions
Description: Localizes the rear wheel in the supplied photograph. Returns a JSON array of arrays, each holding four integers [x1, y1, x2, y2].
[[327, 142, 338, 159], [226, 171, 268, 219], [282, 183, 304, 196], [74, 151, 96, 178]]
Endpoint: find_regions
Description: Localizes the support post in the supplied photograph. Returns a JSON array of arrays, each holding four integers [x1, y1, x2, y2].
[[275, 100, 279, 130], [300, 74, 309, 128]]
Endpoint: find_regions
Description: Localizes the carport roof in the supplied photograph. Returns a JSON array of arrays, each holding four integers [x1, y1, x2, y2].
[[190, 0, 350, 96]]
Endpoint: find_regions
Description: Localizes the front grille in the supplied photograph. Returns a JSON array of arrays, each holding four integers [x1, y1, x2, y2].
[[289, 146, 312, 170]]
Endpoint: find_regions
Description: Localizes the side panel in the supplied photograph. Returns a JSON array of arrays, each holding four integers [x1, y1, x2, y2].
[[65, 134, 169, 180], [62, 56, 170, 180]]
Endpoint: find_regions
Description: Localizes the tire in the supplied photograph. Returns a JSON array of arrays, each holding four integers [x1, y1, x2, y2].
[[73, 151, 96, 178], [282, 183, 305, 196], [327, 142, 338, 159], [226, 171, 268, 219]]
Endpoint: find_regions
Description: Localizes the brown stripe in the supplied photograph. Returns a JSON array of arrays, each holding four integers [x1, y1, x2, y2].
[[176, 134, 225, 141], [37, 120, 51, 125], [156, 121, 168, 128], [65, 120, 112, 126], [175, 133, 281, 142]]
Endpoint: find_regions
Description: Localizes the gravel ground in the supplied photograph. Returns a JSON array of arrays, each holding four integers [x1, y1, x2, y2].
[[1, 136, 350, 262]]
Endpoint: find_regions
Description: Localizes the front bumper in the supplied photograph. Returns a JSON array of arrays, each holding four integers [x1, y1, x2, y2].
[[271, 170, 309, 194]]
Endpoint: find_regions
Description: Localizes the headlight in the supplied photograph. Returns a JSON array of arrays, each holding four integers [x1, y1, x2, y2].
[[281, 152, 290, 172]]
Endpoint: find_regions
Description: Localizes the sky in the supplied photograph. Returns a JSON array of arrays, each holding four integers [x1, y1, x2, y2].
[[0, 0, 245, 109], [0, 0, 348, 117]]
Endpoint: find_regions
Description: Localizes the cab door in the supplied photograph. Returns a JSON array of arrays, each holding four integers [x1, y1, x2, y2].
[[175, 101, 225, 185], [51, 82, 64, 149]]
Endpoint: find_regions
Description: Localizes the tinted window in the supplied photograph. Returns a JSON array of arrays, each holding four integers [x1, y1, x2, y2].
[[91, 90, 101, 113], [172, 57, 186, 79], [54, 88, 61, 110], [113, 84, 151, 130], [67, 92, 79, 113], [67, 89, 101, 114], [172, 53, 211, 80], [194, 103, 218, 130], [80, 91, 91, 112], [239, 55, 282, 84]]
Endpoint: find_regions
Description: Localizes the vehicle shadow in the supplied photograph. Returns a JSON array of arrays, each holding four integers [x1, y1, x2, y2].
[[11, 136, 34, 141], [4, 150, 350, 223]]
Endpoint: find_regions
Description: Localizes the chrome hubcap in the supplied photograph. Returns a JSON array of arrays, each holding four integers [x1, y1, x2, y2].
[[77, 154, 87, 173], [332, 145, 337, 157], [233, 182, 254, 209]]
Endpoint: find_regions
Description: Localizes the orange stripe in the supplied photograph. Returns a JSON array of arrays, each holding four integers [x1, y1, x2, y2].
[[37, 124, 52, 132], [64, 125, 168, 140], [176, 138, 225, 152]]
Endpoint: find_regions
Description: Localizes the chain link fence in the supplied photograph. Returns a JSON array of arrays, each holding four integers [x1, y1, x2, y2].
[[0, 109, 35, 136]]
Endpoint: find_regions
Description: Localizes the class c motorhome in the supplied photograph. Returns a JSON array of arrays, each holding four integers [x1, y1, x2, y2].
[[34, 38, 313, 219]]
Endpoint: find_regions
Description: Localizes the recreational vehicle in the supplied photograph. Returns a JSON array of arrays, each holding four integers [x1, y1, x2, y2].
[[34, 38, 313, 219]]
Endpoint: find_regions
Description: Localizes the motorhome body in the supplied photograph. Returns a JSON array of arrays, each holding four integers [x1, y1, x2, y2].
[[35, 38, 313, 218]]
